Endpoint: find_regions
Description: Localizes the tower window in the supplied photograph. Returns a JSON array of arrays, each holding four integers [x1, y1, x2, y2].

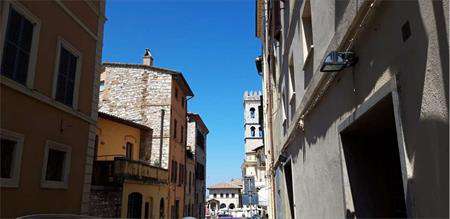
[[250, 107, 256, 118], [259, 127, 263, 137], [250, 126, 256, 137]]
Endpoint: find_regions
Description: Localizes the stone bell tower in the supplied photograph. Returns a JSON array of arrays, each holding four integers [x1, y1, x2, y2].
[[242, 91, 264, 179]]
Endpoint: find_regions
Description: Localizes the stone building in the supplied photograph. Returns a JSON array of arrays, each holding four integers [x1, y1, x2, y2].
[[99, 49, 194, 219], [255, 0, 448, 218], [242, 91, 268, 214], [0, 0, 105, 217], [187, 113, 209, 218], [184, 147, 196, 217], [89, 112, 168, 218]]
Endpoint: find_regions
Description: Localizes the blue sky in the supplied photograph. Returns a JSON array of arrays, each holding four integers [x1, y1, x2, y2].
[[102, 0, 262, 186]]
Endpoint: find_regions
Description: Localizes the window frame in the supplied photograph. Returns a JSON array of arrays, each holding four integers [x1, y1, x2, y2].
[[0, 0, 41, 88], [51, 37, 82, 109], [41, 140, 72, 189], [0, 129, 24, 188]]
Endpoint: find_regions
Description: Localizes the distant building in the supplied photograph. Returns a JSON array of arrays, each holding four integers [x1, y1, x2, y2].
[[89, 112, 169, 218], [99, 49, 194, 219], [0, 0, 105, 217], [187, 113, 209, 218], [207, 180, 243, 217]]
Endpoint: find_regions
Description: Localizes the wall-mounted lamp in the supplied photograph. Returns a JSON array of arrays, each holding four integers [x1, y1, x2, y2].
[[279, 153, 288, 163], [320, 51, 358, 72], [255, 56, 263, 75]]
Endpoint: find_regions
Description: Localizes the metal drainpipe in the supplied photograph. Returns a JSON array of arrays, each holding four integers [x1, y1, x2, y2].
[[159, 109, 165, 166]]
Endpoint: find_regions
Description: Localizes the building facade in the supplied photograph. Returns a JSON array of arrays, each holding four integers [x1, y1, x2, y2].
[[99, 50, 194, 219], [0, 0, 105, 217], [187, 113, 209, 218], [207, 181, 242, 217], [255, 0, 448, 218], [89, 112, 169, 218]]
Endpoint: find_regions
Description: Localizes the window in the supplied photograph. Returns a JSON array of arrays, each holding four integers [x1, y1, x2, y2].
[[178, 163, 183, 185], [213, 193, 217, 198], [288, 54, 296, 99], [180, 125, 184, 144], [281, 93, 288, 135], [144, 202, 149, 219], [301, 0, 313, 61], [196, 129, 205, 150], [125, 142, 133, 160], [175, 88, 179, 99], [259, 127, 263, 137], [284, 160, 295, 219], [99, 80, 105, 92], [188, 172, 192, 193], [231, 193, 235, 198], [173, 119, 177, 139], [0, 129, 24, 187], [226, 193, 229, 198], [250, 107, 256, 118], [220, 193, 224, 198], [41, 140, 71, 189], [53, 39, 81, 108], [159, 198, 165, 218], [171, 160, 178, 183], [250, 126, 256, 137], [1, 3, 39, 87]]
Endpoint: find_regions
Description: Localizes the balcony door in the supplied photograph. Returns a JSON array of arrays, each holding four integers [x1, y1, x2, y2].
[[126, 142, 133, 160]]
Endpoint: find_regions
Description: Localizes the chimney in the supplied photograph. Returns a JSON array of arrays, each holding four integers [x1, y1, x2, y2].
[[142, 48, 154, 66]]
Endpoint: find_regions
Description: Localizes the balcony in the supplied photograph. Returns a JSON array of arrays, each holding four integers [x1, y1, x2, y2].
[[92, 156, 168, 187]]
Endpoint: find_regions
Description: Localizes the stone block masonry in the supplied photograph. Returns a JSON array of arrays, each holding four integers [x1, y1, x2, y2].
[[99, 64, 173, 169]]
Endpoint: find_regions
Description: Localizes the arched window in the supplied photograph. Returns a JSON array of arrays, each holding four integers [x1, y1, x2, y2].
[[127, 192, 142, 218], [159, 198, 165, 218], [259, 127, 263, 137], [250, 127, 256, 137], [220, 203, 227, 209], [229, 203, 235, 209], [250, 107, 255, 118]]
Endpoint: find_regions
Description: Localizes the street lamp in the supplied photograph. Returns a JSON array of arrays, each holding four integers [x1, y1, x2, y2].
[[320, 51, 358, 72]]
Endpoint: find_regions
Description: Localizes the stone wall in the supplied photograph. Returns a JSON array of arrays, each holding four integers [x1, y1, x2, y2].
[[99, 64, 173, 169], [88, 187, 122, 217]]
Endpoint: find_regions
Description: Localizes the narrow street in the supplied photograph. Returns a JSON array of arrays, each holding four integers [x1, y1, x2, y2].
[[0, 0, 448, 219]]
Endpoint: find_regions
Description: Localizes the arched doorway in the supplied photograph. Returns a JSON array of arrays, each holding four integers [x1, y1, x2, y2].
[[229, 203, 235, 209], [127, 192, 142, 218], [219, 203, 226, 209], [159, 198, 165, 219], [210, 202, 216, 211]]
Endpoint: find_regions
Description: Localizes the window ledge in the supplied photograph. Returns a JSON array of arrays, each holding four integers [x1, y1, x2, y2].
[[1, 76, 95, 124], [41, 180, 69, 190]]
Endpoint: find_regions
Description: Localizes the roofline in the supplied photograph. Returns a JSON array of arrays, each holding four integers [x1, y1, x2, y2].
[[103, 62, 194, 96], [98, 112, 152, 131], [207, 186, 242, 189], [188, 113, 209, 134]]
